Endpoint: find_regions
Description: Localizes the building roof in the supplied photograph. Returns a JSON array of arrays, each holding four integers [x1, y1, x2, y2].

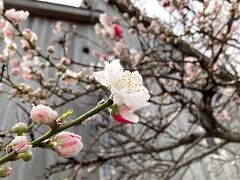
[[3, 0, 102, 24]]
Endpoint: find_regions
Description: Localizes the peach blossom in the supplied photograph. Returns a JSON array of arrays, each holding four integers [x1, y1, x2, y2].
[[11, 67, 20, 76], [11, 136, 32, 153], [113, 23, 123, 39], [54, 132, 83, 158], [5, 9, 29, 24], [30, 104, 58, 124], [60, 57, 71, 65], [10, 58, 20, 67], [0, 165, 12, 178]]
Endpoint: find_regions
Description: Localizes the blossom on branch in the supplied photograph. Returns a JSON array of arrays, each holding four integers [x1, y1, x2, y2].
[[11, 136, 32, 153], [54, 132, 83, 158], [93, 59, 150, 123], [0, 165, 12, 177], [5, 9, 29, 24], [30, 104, 58, 124]]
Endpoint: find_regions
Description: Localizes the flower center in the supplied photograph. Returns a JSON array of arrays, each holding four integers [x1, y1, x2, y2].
[[113, 72, 143, 93]]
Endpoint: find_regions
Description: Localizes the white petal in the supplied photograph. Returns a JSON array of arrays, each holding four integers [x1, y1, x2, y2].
[[132, 71, 143, 84], [93, 71, 108, 87], [124, 90, 150, 110], [111, 87, 126, 105], [105, 60, 123, 84], [120, 111, 139, 123]]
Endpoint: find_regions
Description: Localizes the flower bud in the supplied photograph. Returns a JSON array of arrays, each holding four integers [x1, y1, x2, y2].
[[11, 136, 32, 153], [47, 45, 55, 53], [11, 67, 20, 76], [18, 150, 33, 161], [0, 54, 7, 63], [30, 104, 58, 124], [0, 165, 12, 177], [54, 132, 83, 158], [12, 123, 28, 136], [60, 57, 71, 66]]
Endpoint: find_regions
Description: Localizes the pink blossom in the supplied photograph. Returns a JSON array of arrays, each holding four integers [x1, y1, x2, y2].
[[30, 104, 58, 124], [21, 28, 38, 48], [3, 22, 14, 44], [123, 13, 129, 20], [47, 45, 55, 53], [113, 24, 123, 39], [60, 57, 71, 65], [5, 9, 29, 24], [113, 41, 126, 56], [10, 58, 20, 67], [22, 72, 32, 80], [0, 165, 12, 178], [0, 18, 5, 29], [56, 63, 62, 69], [54, 132, 83, 158], [11, 67, 20, 76], [0, 54, 7, 63], [113, 105, 139, 124], [99, 14, 111, 27], [11, 136, 32, 153], [98, 53, 108, 61]]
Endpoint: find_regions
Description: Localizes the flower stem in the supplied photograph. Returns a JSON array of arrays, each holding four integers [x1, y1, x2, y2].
[[0, 99, 113, 165]]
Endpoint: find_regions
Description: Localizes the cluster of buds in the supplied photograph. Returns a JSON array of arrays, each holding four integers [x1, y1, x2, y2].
[[10, 123, 33, 162], [3, 104, 84, 178], [30, 105, 83, 158], [21, 28, 38, 50]]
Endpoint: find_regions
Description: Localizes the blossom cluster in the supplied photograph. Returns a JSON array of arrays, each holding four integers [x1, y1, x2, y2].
[[94, 59, 150, 123]]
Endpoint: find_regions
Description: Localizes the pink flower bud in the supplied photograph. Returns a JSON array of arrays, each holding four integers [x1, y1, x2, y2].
[[0, 165, 12, 177], [30, 104, 58, 124], [11, 67, 20, 76], [22, 28, 38, 48], [3, 22, 14, 43], [10, 58, 20, 67], [0, 18, 5, 29], [22, 72, 32, 80], [123, 13, 129, 20], [0, 54, 7, 63], [47, 45, 55, 53], [113, 24, 122, 39], [54, 132, 83, 158], [5, 9, 29, 24], [11, 136, 32, 153], [60, 57, 71, 66]]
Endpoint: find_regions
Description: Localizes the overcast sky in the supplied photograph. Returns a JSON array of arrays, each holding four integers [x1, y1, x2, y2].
[[37, 0, 83, 7]]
